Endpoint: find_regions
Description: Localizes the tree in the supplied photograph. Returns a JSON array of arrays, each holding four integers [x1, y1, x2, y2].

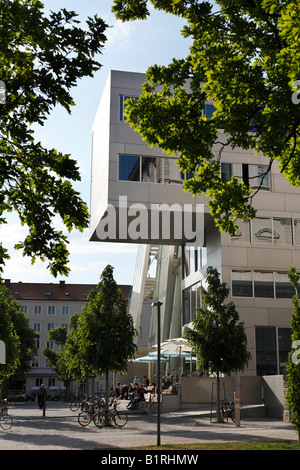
[[112, 0, 300, 235], [0, 0, 107, 276], [286, 266, 300, 443], [183, 266, 251, 422], [74, 265, 137, 423], [43, 313, 92, 391], [0, 282, 37, 388]]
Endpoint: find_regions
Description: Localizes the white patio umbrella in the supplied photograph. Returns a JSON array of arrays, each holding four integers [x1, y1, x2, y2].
[[132, 355, 168, 363]]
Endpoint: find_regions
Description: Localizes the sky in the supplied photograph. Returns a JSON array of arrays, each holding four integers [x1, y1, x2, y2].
[[0, 0, 192, 286]]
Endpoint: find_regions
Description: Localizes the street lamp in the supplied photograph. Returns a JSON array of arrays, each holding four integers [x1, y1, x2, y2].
[[151, 300, 162, 446]]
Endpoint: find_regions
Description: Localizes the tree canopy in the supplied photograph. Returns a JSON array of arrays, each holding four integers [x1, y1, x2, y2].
[[112, 0, 300, 234], [0, 0, 107, 276]]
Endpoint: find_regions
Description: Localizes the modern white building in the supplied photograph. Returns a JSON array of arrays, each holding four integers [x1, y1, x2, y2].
[[90, 70, 300, 378]]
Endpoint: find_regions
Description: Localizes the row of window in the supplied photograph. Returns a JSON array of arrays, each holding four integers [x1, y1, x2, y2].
[[21, 305, 70, 315], [232, 270, 295, 298], [231, 217, 300, 246], [32, 323, 68, 333], [118, 154, 271, 192]]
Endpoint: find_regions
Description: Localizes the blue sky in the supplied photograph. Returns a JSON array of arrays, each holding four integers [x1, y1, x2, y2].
[[0, 0, 192, 286]]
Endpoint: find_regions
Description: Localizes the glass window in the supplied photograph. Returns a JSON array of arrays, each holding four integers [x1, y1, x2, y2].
[[278, 328, 292, 373], [141, 157, 162, 183], [252, 218, 273, 244], [34, 305, 42, 315], [254, 271, 274, 298], [47, 306, 56, 315], [257, 165, 270, 187], [164, 158, 182, 184], [275, 272, 294, 298], [119, 155, 140, 181], [230, 219, 251, 243], [61, 306, 69, 315], [183, 289, 190, 325], [221, 163, 232, 182], [293, 219, 300, 245], [204, 104, 216, 119], [273, 218, 292, 245], [119, 95, 138, 121], [232, 270, 253, 297], [255, 327, 277, 375]]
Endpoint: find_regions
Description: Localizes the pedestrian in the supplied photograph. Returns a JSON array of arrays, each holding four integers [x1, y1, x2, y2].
[[37, 384, 47, 412]]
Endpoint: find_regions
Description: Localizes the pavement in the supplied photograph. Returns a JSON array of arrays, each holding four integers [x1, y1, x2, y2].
[[0, 400, 298, 451]]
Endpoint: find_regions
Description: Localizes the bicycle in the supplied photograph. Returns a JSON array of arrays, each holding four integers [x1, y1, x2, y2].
[[78, 398, 105, 426], [94, 399, 128, 428], [70, 393, 87, 412], [0, 399, 13, 431], [221, 400, 235, 423]]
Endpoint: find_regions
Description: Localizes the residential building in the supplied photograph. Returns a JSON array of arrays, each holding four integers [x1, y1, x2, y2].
[[90, 70, 300, 379], [5, 279, 131, 393]]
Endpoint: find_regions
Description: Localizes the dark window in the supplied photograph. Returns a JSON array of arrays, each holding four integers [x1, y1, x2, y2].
[[119, 155, 140, 181], [256, 327, 277, 375]]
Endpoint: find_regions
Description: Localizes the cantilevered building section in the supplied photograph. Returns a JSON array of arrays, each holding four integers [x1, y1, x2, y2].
[[90, 70, 300, 377]]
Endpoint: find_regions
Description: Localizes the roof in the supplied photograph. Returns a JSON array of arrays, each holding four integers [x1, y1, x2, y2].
[[4, 280, 132, 302]]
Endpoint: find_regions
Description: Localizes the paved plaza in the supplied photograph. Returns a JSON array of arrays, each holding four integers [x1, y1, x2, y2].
[[0, 401, 298, 451]]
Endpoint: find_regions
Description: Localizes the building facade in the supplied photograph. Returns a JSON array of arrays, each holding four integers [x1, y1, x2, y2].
[[5, 279, 131, 393], [90, 70, 300, 378]]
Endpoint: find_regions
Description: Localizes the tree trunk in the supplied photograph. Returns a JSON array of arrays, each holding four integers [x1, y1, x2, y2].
[[216, 371, 222, 423], [105, 370, 110, 426]]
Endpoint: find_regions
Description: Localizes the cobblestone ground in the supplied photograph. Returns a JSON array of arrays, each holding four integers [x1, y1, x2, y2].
[[0, 401, 297, 450]]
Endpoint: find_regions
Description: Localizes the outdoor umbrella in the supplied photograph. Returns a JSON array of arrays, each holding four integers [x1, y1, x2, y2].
[[132, 355, 168, 363]]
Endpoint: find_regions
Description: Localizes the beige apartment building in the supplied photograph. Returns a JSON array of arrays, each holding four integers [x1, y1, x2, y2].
[[5, 279, 131, 394], [90, 70, 300, 380]]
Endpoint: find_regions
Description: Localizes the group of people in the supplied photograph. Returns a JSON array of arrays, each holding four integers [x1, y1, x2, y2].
[[111, 375, 156, 410]]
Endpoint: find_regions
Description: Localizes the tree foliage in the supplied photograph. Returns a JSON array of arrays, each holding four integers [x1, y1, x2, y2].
[[0, 282, 37, 385], [0, 0, 107, 275], [184, 266, 251, 421], [286, 266, 300, 442], [112, 0, 300, 234]]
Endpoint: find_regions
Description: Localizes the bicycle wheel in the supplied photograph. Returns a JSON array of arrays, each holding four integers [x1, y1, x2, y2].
[[113, 411, 128, 427], [70, 401, 80, 412], [0, 413, 13, 430], [78, 411, 91, 426], [93, 411, 106, 428]]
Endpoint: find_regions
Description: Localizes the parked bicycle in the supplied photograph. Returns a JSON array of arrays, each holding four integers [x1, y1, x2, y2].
[[221, 400, 235, 423], [70, 393, 87, 412], [0, 399, 13, 431], [78, 398, 105, 426], [94, 399, 128, 428]]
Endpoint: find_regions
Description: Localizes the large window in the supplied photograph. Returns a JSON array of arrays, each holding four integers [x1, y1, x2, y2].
[[232, 269, 298, 298], [232, 270, 253, 297], [231, 217, 295, 246], [118, 154, 181, 184], [254, 271, 274, 298], [255, 327, 291, 375], [182, 281, 202, 326]]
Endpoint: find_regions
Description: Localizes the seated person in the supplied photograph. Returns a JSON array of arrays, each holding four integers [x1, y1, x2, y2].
[[127, 386, 145, 410]]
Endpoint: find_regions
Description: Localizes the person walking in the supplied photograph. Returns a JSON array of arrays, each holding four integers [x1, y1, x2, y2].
[[37, 384, 47, 416]]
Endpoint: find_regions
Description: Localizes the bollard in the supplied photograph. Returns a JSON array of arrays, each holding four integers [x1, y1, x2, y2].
[[234, 392, 240, 427]]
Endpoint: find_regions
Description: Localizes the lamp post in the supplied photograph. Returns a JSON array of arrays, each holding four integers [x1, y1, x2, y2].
[[151, 300, 162, 446]]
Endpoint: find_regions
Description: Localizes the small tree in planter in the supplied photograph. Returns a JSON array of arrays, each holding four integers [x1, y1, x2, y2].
[[184, 266, 251, 422]]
